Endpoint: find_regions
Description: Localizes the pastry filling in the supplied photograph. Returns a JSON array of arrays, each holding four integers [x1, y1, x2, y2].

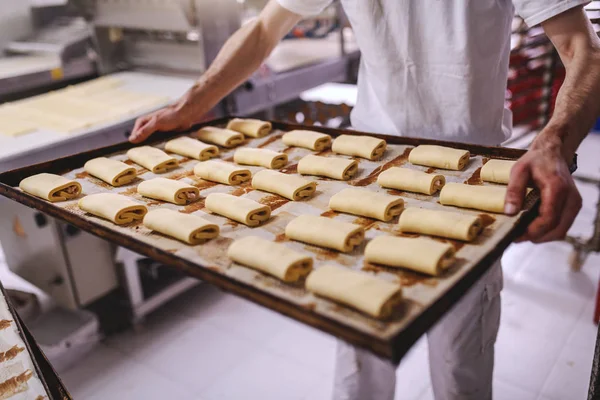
[[345, 230, 365, 250], [285, 259, 313, 281], [271, 155, 288, 169], [370, 142, 387, 160], [439, 249, 456, 270], [230, 171, 251, 185], [343, 163, 359, 180], [385, 203, 405, 219], [294, 184, 316, 200], [379, 290, 403, 319], [202, 147, 219, 159], [226, 135, 244, 148], [53, 184, 81, 199], [177, 190, 199, 204], [118, 207, 146, 223], [155, 160, 179, 173], [115, 170, 136, 185], [457, 153, 470, 170], [468, 220, 483, 240], [249, 209, 270, 224], [192, 226, 219, 240], [315, 137, 331, 151]]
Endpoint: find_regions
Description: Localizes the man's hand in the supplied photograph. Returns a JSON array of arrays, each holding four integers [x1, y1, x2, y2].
[[129, 101, 199, 144], [504, 131, 582, 243]]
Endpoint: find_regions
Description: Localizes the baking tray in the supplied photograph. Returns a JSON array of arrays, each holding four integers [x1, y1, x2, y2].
[[0, 118, 539, 364]]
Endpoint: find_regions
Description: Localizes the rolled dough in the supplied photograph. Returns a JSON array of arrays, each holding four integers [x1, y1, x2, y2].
[[252, 170, 316, 201], [205, 193, 271, 226], [137, 178, 200, 205], [297, 154, 358, 180], [193, 126, 244, 148], [282, 130, 332, 151], [398, 207, 483, 241], [480, 159, 516, 184], [143, 208, 219, 244], [19, 173, 82, 202], [165, 136, 219, 161], [126, 146, 178, 173], [226, 118, 272, 137], [365, 236, 456, 276], [306, 265, 403, 319], [84, 157, 137, 187], [332, 134, 387, 160], [440, 183, 507, 213], [285, 215, 364, 252], [78, 193, 147, 225], [228, 236, 313, 282], [409, 145, 470, 170], [193, 161, 252, 185], [234, 148, 288, 169], [377, 167, 445, 195], [329, 188, 404, 221]]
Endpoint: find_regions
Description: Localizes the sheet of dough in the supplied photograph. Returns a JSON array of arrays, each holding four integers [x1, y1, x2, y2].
[[398, 207, 483, 241], [165, 136, 219, 161], [409, 145, 470, 170], [480, 159, 516, 184], [332, 134, 387, 160], [297, 154, 358, 180], [306, 265, 403, 319], [19, 173, 82, 202], [252, 170, 316, 200], [440, 183, 507, 213], [234, 148, 288, 169], [194, 161, 252, 185], [205, 193, 271, 226], [365, 236, 455, 276], [0, 110, 37, 136], [137, 178, 199, 205], [377, 167, 445, 195], [282, 130, 332, 151], [226, 118, 272, 137], [329, 188, 404, 221], [193, 126, 245, 148], [285, 215, 364, 252], [84, 157, 137, 187], [143, 208, 219, 245], [78, 193, 147, 225], [228, 236, 313, 282], [127, 146, 179, 173]]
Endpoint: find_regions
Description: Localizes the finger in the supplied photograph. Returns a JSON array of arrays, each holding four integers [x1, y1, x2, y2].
[[130, 116, 152, 143], [130, 116, 159, 144], [524, 177, 568, 241], [504, 160, 531, 215], [533, 185, 582, 243]]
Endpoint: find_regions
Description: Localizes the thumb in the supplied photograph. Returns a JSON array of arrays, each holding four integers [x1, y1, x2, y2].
[[504, 160, 530, 215], [130, 116, 158, 144]]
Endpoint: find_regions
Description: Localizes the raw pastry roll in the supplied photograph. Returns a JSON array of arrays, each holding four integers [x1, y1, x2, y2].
[[440, 183, 507, 213], [164, 136, 219, 161], [137, 178, 199, 205], [19, 173, 82, 202], [252, 170, 316, 201], [233, 148, 288, 169], [377, 167, 445, 195], [398, 208, 482, 241], [332, 134, 387, 160], [84, 157, 137, 187], [480, 159, 516, 184], [282, 130, 332, 151], [409, 145, 470, 170], [205, 193, 270, 226], [306, 265, 402, 319], [228, 236, 313, 282], [329, 188, 404, 221], [127, 146, 178, 173], [285, 215, 364, 252], [297, 154, 358, 180], [226, 118, 272, 137], [78, 193, 147, 225], [193, 126, 244, 148], [365, 236, 456, 276], [193, 161, 251, 185], [143, 209, 219, 244]]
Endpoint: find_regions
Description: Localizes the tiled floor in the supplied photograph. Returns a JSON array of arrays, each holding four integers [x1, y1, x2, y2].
[[2, 134, 600, 399]]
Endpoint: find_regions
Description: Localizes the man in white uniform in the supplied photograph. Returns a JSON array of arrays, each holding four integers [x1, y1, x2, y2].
[[130, 1, 600, 399]]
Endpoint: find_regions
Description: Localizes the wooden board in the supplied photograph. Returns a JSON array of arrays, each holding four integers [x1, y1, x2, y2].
[[0, 118, 539, 364]]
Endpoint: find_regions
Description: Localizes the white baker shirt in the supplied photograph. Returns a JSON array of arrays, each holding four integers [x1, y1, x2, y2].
[[277, 0, 589, 146]]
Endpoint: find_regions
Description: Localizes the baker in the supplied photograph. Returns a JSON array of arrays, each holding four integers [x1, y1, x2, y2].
[[129, 1, 600, 399]]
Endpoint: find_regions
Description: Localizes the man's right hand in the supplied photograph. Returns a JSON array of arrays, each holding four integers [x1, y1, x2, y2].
[[129, 102, 198, 144]]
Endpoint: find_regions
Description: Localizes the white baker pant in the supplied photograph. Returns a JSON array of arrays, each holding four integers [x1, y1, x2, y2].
[[333, 259, 503, 400]]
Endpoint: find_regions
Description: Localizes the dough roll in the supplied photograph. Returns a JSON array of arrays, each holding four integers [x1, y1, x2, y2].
[[252, 170, 316, 201], [193, 161, 251, 185], [282, 130, 332, 151], [165, 136, 219, 161], [480, 159, 516, 184], [306, 265, 402, 319], [440, 182, 507, 213], [193, 126, 244, 148], [297, 154, 358, 180], [233, 148, 288, 169], [127, 146, 178, 173], [365, 236, 456, 276], [84, 157, 137, 187], [137, 178, 200, 205], [285, 215, 364, 252], [226, 118, 272, 137], [19, 173, 82, 202], [78, 193, 147, 225], [143, 208, 219, 245], [377, 167, 445, 195], [228, 236, 313, 282], [332, 134, 387, 160], [329, 188, 404, 221], [409, 145, 470, 170], [205, 193, 270, 226], [398, 207, 483, 241]]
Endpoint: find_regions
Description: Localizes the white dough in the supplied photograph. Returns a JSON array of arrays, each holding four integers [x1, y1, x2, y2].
[[480, 159, 516, 184], [193, 161, 252, 185], [205, 193, 270, 226], [398, 207, 482, 241], [19, 173, 81, 202], [78, 193, 147, 225], [84, 157, 137, 187], [329, 188, 404, 221], [137, 178, 199, 205], [143, 209, 219, 244], [332, 134, 387, 160], [252, 170, 316, 201], [193, 126, 244, 148], [297, 154, 358, 180], [127, 146, 178, 173], [165, 136, 219, 161], [377, 167, 445, 195], [282, 130, 332, 151], [409, 145, 470, 170], [226, 118, 272, 137], [285, 215, 364, 252], [233, 148, 288, 169], [440, 183, 507, 213]]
